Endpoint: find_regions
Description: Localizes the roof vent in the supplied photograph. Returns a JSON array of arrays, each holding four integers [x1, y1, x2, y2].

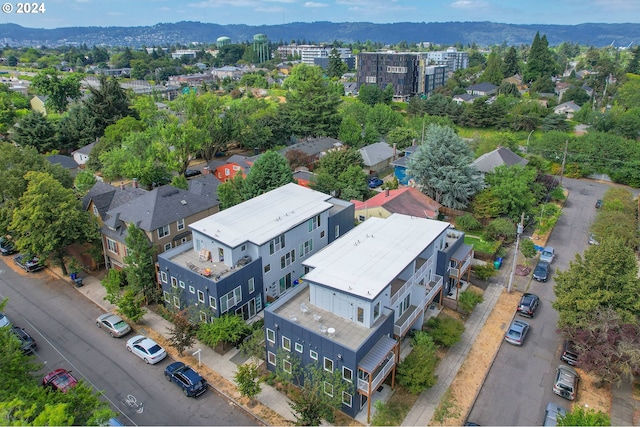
[[180, 200, 187, 205]]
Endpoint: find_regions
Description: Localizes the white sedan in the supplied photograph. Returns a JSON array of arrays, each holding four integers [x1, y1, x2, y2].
[[126, 335, 167, 364]]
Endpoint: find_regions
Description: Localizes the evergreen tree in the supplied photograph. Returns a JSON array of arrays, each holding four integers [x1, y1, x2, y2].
[[123, 223, 157, 304], [478, 50, 504, 85], [11, 111, 57, 153], [243, 150, 293, 199], [326, 47, 347, 78], [502, 46, 520, 76], [57, 105, 98, 152], [523, 32, 558, 85], [84, 75, 137, 136]]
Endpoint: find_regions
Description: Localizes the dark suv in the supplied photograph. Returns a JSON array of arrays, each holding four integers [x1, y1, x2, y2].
[[533, 261, 550, 282], [11, 326, 36, 354], [164, 362, 208, 397], [560, 340, 578, 366]]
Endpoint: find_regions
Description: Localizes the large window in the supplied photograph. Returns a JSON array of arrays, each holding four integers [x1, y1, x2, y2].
[[342, 391, 352, 407], [106, 238, 118, 254], [176, 218, 185, 231], [374, 302, 381, 320], [343, 366, 353, 382], [299, 239, 313, 258], [173, 296, 180, 308], [209, 295, 217, 311], [171, 277, 178, 288], [197, 290, 205, 303], [282, 336, 291, 352], [267, 351, 276, 366], [308, 215, 321, 232], [280, 250, 295, 269], [283, 359, 292, 373], [220, 286, 242, 313], [269, 234, 285, 255], [163, 291, 170, 303], [266, 329, 275, 343], [160, 271, 167, 283], [357, 307, 364, 323], [248, 277, 255, 294], [158, 225, 170, 239]]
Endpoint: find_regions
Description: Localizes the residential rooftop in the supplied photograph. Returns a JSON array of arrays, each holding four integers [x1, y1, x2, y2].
[[303, 214, 450, 300]]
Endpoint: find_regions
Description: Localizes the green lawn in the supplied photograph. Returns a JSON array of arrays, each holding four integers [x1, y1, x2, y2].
[[464, 235, 501, 254]]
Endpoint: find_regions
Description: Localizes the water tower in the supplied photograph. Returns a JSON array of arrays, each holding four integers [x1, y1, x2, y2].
[[216, 36, 231, 49], [253, 34, 269, 63]]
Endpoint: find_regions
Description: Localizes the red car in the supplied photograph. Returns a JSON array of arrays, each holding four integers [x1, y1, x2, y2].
[[42, 368, 78, 392]]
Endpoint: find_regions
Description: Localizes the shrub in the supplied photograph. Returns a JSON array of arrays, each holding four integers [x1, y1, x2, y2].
[[425, 315, 465, 347], [484, 217, 516, 242], [472, 263, 497, 281], [455, 213, 482, 231], [396, 331, 439, 394], [549, 186, 565, 201], [458, 288, 484, 314]]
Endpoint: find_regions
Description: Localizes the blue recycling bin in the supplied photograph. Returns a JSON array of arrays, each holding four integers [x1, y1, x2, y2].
[[494, 257, 503, 269], [70, 272, 77, 280]]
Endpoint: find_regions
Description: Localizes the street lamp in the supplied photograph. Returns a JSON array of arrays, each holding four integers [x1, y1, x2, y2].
[[526, 129, 534, 152]]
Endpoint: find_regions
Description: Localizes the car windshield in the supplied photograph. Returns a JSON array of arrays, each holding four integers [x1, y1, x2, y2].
[[557, 383, 573, 392], [148, 344, 162, 353], [509, 329, 522, 337], [542, 250, 552, 256], [55, 373, 74, 387], [113, 320, 127, 329]]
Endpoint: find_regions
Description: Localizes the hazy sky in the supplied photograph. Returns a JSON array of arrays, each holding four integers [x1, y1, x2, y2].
[[1, 0, 639, 29]]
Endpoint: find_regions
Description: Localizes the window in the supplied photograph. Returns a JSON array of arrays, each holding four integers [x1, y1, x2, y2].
[[163, 291, 170, 303], [158, 225, 170, 239], [179, 280, 185, 289], [124, 247, 131, 257], [310, 350, 318, 361], [342, 391, 352, 407], [324, 381, 333, 397], [269, 234, 285, 254], [357, 307, 364, 323], [176, 218, 185, 231], [181, 237, 188, 244], [264, 264, 271, 273], [324, 357, 334, 373], [199, 311, 207, 322], [209, 296, 217, 311], [358, 215, 365, 222], [365, 75, 377, 83], [171, 277, 178, 288], [343, 367, 353, 382], [241, 244, 246, 251], [267, 351, 276, 365], [374, 302, 380, 320], [266, 329, 275, 343], [335, 225, 340, 239], [164, 242, 172, 251], [308, 215, 321, 232], [160, 271, 167, 283], [197, 290, 205, 303], [283, 359, 292, 373], [280, 250, 295, 269], [189, 285, 195, 294], [320, 231, 325, 238], [225, 168, 230, 176], [282, 336, 291, 352], [386, 65, 407, 73], [92, 205, 99, 217], [106, 238, 118, 254], [220, 286, 242, 313], [299, 239, 313, 258], [295, 343, 303, 353], [248, 278, 255, 294], [173, 296, 180, 308]]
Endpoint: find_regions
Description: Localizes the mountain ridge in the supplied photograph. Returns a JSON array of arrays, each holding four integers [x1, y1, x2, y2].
[[1, 21, 638, 48]]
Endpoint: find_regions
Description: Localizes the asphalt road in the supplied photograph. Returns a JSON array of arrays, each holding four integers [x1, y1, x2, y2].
[[0, 257, 258, 426], [467, 177, 637, 426]]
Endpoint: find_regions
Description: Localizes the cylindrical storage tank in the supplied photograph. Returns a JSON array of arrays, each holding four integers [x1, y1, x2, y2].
[[217, 36, 231, 48]]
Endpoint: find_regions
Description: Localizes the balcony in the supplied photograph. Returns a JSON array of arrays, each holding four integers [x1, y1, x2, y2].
[[357, 357, 396, 395], [390, 256, 434, 306], [393, 275, 442, 337]]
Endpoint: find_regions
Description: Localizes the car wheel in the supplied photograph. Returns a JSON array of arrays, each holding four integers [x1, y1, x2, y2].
[[144, 358, 150, 364], [183, 387, 189, 397], [126, 346, 132, 352], [109, 331, 114, 338], [165, 374, 172, 382], [96, 322, 101, 328]]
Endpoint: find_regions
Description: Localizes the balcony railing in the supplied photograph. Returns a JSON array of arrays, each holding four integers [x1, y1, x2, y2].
[[390, 256, 434, 306], [449, 255, 472, 279], [394, 299, 426, 337], [357, 357, 396, 394]]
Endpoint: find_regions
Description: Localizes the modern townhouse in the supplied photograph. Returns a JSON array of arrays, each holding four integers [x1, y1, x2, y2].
[[100, 184, 220, 269], [156, 183, 354, 322], [263, 213, 473, 421]]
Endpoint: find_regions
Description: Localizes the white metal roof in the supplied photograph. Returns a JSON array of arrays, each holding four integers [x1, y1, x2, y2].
[[189, 183, 334, 248], [303, 214, 450, 300]]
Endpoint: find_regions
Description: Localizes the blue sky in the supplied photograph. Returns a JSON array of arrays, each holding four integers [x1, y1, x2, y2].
[[2, 0, 639, 29]]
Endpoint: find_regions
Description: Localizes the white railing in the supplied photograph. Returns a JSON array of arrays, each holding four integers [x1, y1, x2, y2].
[[450, 255, 472, 279], [425, 275, 443, 302], [390, 256, 434, 305], [357, 358, 396, 394], [394, 299, 426, 337]]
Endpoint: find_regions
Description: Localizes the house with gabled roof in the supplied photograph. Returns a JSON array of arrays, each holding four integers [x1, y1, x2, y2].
[[46, 154, 79, 175], [359, 142, 396, 175], [278, 137, 344, 164], [465, 82, 498, 96], [83, 181, 148, 225], [351, 187, 441, 223], [554, 101, 581, 119], [205, 154, 254, 182], [472, 147, 529, 176], [72, 141, 96, 165], [100, 184, 220, 269], [30, 95, 48, 115]]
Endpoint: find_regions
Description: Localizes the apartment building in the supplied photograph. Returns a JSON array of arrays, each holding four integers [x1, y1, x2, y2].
[[156, 183, 354, 322], [263, 214, 472, 420], [277, 44, 351, 65], [425, 47, 469, 72]]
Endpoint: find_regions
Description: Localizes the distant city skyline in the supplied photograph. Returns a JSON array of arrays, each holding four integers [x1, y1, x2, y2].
[[1, 0, 639, 29]]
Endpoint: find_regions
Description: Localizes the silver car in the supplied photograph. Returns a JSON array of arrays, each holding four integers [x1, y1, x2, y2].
[[96, 313, 131, 338]]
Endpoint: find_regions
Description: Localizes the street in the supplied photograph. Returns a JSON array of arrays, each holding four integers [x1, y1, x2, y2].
[[467, 177, 632, 425], [0, 258, 258, 426]]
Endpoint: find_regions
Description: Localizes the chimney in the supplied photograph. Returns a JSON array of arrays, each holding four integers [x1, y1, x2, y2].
[[133, 178, 138, 188], [203, 166, 210, 175], [120, 181, 125, 190], [385, 188, 390, 197]]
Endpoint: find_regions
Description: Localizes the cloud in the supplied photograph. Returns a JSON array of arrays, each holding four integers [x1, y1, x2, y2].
[[304, 2, 329, 8], [450, 0, 491, 10]]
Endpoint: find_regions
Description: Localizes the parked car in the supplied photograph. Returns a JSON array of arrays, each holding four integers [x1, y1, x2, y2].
[[595, 199, 603, 208], [367, 176, 384, 188], [533, 261, 550, 282], [588, 232, 599, 245], [540, 246, 555, 263], [0, 312, 10, 328], [42, 368, 78, 392], [553, 364, 579, 400], [0, 237, 17, 256], [505, 319, 530, 346], [13, 254, 45, 272], [126, 335, 167, 364], [96, 313, 131, 338], [184, 169, 202, 178], [517, 293, 540, 318], [164, 361, 209, 397], [543, 401, 567, 426], [10, 326, 36, 354], [560, 340, 579, 366]]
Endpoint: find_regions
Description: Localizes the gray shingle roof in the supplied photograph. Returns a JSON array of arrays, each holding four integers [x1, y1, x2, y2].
[[359, 142, 395, 167], [82, 181, 147, 219], [72, 141, 96, 156], [472, 147, 528, 174], [46, 155, 78, 169], [188, 174, 221, 200], [278, 137, 343, 158]]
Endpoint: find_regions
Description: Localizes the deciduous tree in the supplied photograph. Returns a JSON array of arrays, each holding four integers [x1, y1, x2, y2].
[[243, 150, 293, 200], [31, 68, 82, 113]]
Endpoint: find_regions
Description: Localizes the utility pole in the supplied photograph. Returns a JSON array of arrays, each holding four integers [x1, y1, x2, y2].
[[560, 139, 568, 186], [507, 212, 525, 293]]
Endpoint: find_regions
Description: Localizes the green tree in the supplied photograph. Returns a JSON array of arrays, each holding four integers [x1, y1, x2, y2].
[[396, 331, 439, 394], [484, 165, 538, 222], [31, 68, 82, 113], [326, 47, 348, 79], [523, 32, 557, 84], [234, 362, 262, 401], [520, 238, 537, 266], [336, 164, 369, 201], [553, 238, 640, 329], [338, 115, 363, 147], [478, 50, 504, 85], [386, 127, 418, 151], [84, 75, 137, 136], [560, 86, 591, 106], [617, 73, 640, 109], [282, 64, 342, 138], [365, 103, 404, 136], [167, 309, 198, 356], [407, 124, 484, 209], [11, 171, 98, 275], [74, 170, 97, 194], [243, 150, 293, 200], [196, 314, 250, 348], [557, 405, 610, 426], [115, 288, 145, 323], [12, 111, 57, 154], [484, 217, 516, 242], [123, 223, 157, 304], [217, 174, 247, 210], [502, 46, 520, 76], [57, 105, 99, 151]]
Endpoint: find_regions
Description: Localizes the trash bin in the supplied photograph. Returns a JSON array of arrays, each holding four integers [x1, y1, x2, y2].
[[74, 277, 83, 287], [70, 272, 77, 280], [494, 257, 503, 269]]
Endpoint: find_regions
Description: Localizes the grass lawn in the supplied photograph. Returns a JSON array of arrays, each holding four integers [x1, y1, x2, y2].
[[464, 235, 500, 254]]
